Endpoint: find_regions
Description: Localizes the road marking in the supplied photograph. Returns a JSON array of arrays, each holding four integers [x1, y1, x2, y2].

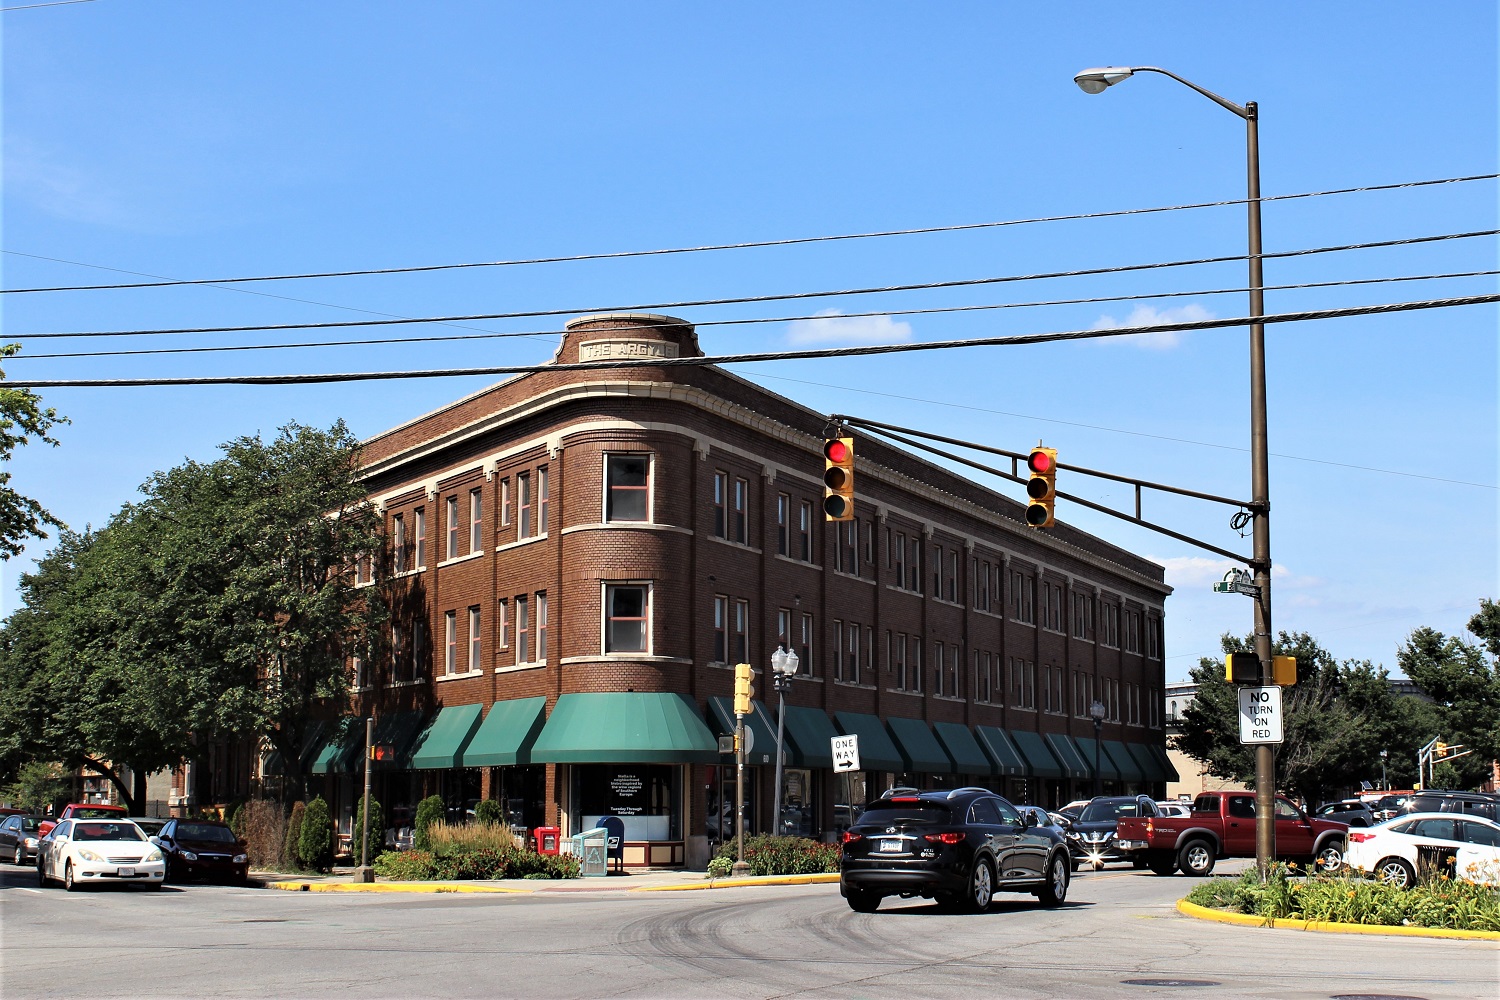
[[18, 887, 44, 894]]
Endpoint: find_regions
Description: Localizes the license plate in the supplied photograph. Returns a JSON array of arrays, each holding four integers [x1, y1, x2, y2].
[[118, 867, 135, 877], [878, 839, 901, 853]]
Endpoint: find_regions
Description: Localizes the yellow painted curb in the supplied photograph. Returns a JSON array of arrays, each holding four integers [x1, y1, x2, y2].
[[632, 873, 841, 892], [266, 881, 527, 894], [1176, 898, 1500, 941]]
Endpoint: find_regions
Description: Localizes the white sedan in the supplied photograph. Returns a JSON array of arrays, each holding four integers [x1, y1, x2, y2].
[[37, 819, 166, 891], [1343, 811, 1500, 889]]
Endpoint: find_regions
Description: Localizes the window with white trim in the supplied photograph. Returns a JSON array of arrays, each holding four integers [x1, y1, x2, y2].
[[469, 488, 483, 553], [732, 599, 748, 663], [444, 610, 458, 675], [446, 496, 459, 560], [392, 514, 407, 574], [605, 584, 649, 654], [516, 595, 530, 664], [468, 606, 482, 672], [732, 477, 748, 543], [713, 596, 727, 662], [517, 472, 533, 539], [776, 493, 789, 556], [413, 507, 426, 568], [605, 454, 651, 522], [497, 598, 509, 649], [537, 466, 549, 535], [536, 593, 547, 662]]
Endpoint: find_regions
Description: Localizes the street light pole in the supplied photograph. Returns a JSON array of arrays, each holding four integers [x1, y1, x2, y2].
[[770, 646, 800, 837], [1089, 700, 1106, 798], [355, 716, 374, 883], [1074, 65, 1276, 878]]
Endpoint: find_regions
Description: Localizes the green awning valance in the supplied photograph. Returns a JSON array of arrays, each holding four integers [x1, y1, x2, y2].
[[833, 712, 904, 772], [1072, 736, 1120, 781], [1047, 733, 1094, 780], [410, 704, 485, 770], [462, 697, 547, 768], [706, 698, 780, 767], [266, 719, 329, 776], [886, 717, 954, 773], [531, 693, 719, 764], [934, 723, 995, 776], [1148, 742, 1180, 782], [1122, 742, 1165, 783], [781, 706, 839, 769], [975, 726, 1028, 777], [1011, 730, 1065, 779], [372, 711, 426, 771], [309, 717, 363, 774], [1103, 739, 1146, 782]]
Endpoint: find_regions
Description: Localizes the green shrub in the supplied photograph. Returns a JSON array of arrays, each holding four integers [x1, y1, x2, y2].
[[712, 834, 840, 876], [228, 801, 246, 839], [283, 801, 306, 869], [473, 799, 504, 826], [298, 796, 335, 873], [242, 799, 285, 870], [369, 842, 580, 881], [706, 856, 734, 879], [353, 795, 384, 861], [414, 795, 445, 852], [374, 849, 437, 880]]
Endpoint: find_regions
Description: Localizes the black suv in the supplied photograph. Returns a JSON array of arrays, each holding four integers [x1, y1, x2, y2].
[[1399, 790, 1499, 822], [1058, 795, 1159, 869], [839, 787, 1071, 913]]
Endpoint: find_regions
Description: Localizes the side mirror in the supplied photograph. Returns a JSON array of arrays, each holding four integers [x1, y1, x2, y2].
[[1021, 811, 1035, 829], [1056, 816, 1072, 830]]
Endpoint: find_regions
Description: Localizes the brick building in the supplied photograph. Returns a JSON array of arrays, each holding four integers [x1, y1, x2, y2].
[[300, 312, 1175, 867]]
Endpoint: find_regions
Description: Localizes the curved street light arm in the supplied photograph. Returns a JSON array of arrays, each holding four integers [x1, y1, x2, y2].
[[1130, 66, 1250, 119]]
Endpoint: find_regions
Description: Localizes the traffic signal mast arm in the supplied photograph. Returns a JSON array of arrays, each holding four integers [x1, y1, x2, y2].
[[833, 413, 1257, 565]]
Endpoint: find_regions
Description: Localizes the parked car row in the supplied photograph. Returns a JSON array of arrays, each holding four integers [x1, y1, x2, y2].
[[27, 815, 249, 891]]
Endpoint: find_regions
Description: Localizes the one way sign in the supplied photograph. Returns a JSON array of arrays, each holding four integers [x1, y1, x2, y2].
[[832, 734, 861, 772]]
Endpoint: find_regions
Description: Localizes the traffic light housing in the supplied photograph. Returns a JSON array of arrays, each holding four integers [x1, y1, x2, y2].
[[1225, 652, 1260, 684], [733, 662, 755, 715], [1025, 446, 1057, 528], [1272, 655, 1297, 686], [823, 436, 855, 521], [1434, 741, 1449, 759]]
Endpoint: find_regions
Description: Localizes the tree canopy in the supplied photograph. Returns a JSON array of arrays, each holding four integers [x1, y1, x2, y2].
[[0, 344, 69, 560]]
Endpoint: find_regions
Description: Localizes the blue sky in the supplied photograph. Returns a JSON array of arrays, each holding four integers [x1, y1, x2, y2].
[[4, 3, 1496, 682]]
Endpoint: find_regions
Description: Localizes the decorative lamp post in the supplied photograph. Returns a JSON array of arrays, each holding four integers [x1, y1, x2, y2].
[[1089, 699, 1107, 798], [1074, 64, 1276, 877], [1380, 749, 1388, 791], [770, 645, 800, 837]]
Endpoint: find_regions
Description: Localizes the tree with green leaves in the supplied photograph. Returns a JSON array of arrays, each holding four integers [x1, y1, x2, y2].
[[0, 344, 69, 560], [1396, 599, 1500, 790]]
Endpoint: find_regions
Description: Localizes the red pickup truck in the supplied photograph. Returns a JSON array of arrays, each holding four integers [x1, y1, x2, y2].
[[1115, 790, 1347, 876], [38, 802, 128, 839]]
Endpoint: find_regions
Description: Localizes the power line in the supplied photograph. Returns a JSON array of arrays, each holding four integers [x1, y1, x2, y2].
[[0, 0, 98, 10], [3, 173, 1493, 294], [8, 292, 1496, 389], [14, 229, 1496, 341], [14, 268, 1499, 360]]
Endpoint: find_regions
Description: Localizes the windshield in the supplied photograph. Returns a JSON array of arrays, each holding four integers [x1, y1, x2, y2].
[[176, 823, 236, 842], [857, 804, 951, 826], [71, 807, 125, 819], [72, 823, 146, 842], [1080, 800, 1146, 823]]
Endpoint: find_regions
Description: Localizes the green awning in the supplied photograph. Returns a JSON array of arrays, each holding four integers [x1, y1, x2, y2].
[[833, 712, 904, 772], [706, 698, 780, 767], [265, 719, 329, 776], [309, 716, 363, 774], [886, 717, 955, 774], [462, 697, 547, 767], [934, 723, 995, 776], [1122, 742, 1166, 783], [1147, 742, 1180, 782], [410, 704, 485, 770], [1104, 740, 1147, 782], [531, 693, 719, 764], [1049, 734, 1095, 780], [781, 706, 839, 769], [371, 711, 426, 770], [1073, 736, 1120, 781], [1010, 730, 1065, 779], [975, 726, 1028, 777]]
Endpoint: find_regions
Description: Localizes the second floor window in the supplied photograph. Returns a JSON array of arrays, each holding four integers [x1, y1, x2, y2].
[[713, 596, 727, 662], [605, 584, 649, 653], [392, 515, 406, 574], [444, 611, 458, 675], [732, 477, 748, 543], [798, 501, 812, 561], [470, 488, 483, 553], [468, 606, 482, 672], [731, 599, 748, 663], [776, 494, 789, 556], [413, 507, 426, 568], [517, 473, 532, 539], [446, 496, 459, 560], [516, 595, 530, 664], [537, 466, 549, 534], [536, 593, 547, 661], [606, 455, 650, 521]]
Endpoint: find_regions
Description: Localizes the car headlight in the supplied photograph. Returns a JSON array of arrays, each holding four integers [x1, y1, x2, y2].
[[145, 848, 164, 862], [233, 854, 248, 864], [180, 850, 198, 861], [24, 838, 38, 848], [1066, 832, 1082, 840], [77, 849, 104, 862]]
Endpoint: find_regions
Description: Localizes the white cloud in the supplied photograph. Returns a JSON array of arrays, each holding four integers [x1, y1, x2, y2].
[[1153, 555, 1240, 588], [786, 309, 913, 346], [1090, 303, 1213, 349]]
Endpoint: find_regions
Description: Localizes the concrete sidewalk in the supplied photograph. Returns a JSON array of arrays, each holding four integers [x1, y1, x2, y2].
[[259, 868, 840, 894]]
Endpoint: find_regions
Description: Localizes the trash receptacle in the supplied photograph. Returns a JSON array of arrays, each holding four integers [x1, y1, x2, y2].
[[534, 826, 562, 855], [571, 828, 608, 877]]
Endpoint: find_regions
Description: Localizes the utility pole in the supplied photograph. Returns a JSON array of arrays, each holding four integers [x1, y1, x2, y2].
[[354, 716, 374, 883]]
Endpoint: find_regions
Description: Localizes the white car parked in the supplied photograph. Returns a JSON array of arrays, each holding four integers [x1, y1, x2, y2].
[[37, 819, 166, 891], [1343, 812, 1500, 889]]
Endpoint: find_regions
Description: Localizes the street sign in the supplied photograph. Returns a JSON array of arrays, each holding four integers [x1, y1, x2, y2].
[[1238, 686, 1283, 744], [832, 734, 860, 772], [1213, 568, 1261, 598]]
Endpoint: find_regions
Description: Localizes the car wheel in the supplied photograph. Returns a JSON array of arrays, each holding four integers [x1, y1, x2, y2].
[[1374, 856, 1416, 889], [1149, 857, 1177, 876], [1314, 840, 1345, 873], [1177, 839, 1216, 877], [845, 890, 881, 913], [964, 857, 995, 912], [64, 861, 79, 892], [1037, 852, 1070, 907], [37, 860, 48, 887]]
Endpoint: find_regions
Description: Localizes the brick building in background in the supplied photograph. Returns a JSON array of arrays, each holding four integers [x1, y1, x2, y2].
[[294, 313, 1174, 868]]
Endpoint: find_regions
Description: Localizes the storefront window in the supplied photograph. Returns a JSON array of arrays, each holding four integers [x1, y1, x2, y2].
[[777, 768, 815, 837], [833, 771, 868, 834], [705, 765, 755, 843], [574, 764, 681, 841]]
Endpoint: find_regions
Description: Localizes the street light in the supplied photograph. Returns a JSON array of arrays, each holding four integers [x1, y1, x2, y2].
[[770, 645, 800, 837], [1074, 63, 1276, 878], [1089, 700, 1106, 798]]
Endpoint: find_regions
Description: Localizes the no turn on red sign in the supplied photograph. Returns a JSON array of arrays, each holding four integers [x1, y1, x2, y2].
[[1238, 685, 1284, 744]]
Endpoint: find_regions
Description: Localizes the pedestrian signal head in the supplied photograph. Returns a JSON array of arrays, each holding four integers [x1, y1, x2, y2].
[[1025, 446, 1057, 528], [1225, 652, 1260, 684]]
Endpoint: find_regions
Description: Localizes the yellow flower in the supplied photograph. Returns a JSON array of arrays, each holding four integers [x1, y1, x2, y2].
[[1347, 890, 1356, 897]]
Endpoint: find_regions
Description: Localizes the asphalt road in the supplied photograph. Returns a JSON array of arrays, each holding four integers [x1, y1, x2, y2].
[[2, 861, 1495, 1000]]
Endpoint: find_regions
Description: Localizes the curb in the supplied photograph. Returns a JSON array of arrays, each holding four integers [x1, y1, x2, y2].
[[266, 881, 527, 894], [630, 873, 841, 892], [1175, 898, 1500, 941]]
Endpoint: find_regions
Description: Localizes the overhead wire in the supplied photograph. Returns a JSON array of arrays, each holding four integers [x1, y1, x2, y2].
[[12, 228, 1496, 342], [3, 172, 1494, 294], [8, 292, 1497, 388], [13, 268, 1499, 360]]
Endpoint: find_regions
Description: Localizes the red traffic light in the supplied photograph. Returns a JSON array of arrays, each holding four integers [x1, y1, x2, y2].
[[824, 439, 850, 464], [1027, 449, 1053, 474]]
